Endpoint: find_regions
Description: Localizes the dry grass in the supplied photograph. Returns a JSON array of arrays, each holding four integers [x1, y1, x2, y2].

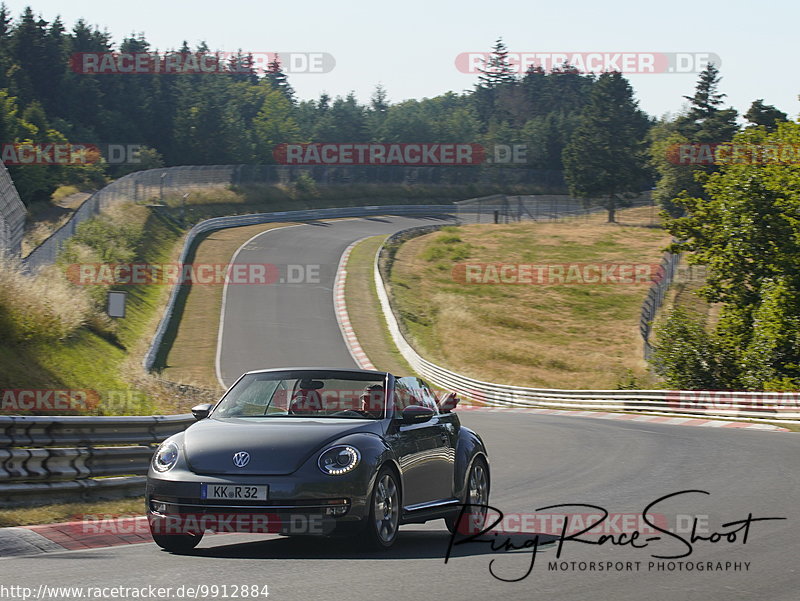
[[0, 257, 94, 342], [389, 207, 672, 389], [0, 498, 144, 527], [651, 262, 721, 331], [51, 185, 82, 204]]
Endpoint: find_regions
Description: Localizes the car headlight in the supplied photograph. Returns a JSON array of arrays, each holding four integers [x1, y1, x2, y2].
[[152, 441, 180, 473], [318, 445, 360, 475]]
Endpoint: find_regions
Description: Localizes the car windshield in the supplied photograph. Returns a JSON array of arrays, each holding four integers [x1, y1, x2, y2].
[[212, 370, 388, 419]]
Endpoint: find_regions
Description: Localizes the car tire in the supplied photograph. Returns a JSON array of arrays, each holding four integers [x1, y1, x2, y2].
[[151, 532, 204, 553], [363, 467, 401, 549], [445, 456, 490, 535]]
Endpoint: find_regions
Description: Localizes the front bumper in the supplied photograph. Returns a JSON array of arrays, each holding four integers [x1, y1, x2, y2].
[[146, 469, 373, 536]]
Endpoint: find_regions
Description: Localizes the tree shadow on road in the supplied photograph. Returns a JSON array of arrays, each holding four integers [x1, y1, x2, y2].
[[184, 529, 560, 561]]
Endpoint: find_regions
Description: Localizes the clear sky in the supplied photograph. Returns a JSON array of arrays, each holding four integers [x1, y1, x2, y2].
[[5, 0, 799, 120]]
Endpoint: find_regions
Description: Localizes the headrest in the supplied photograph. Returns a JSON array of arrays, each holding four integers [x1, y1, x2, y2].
[[298, 379, 325, 390]]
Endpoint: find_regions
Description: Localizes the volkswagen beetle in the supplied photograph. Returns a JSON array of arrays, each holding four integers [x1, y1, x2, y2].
[[146, 368, 490, 552]]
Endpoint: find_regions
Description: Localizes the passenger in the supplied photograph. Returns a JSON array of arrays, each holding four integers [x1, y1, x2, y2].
[[290, 387, 323, 414], [437, 391, 460, 413]]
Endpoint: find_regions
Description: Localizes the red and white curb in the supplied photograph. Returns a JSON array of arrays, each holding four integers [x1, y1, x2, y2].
[[333, 239, 376, 370], [0, 517, 153, 557]]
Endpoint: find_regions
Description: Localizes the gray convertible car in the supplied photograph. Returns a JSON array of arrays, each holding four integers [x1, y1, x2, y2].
[[146, 368, 490, 552]]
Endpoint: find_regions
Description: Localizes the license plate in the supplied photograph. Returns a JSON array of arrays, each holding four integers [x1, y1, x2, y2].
[[201, 484, 268, 501]]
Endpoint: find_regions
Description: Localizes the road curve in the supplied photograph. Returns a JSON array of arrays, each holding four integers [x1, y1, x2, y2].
[[3, 215, 797, 601], [216, 216, 450, 386]]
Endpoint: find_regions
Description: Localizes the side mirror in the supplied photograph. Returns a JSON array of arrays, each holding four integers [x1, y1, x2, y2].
[[401, 405, 434, 424], [191, 403, 213, 420]]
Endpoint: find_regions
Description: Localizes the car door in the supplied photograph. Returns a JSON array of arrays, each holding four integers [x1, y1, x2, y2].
[[414, 378, 457, 500], [391, 377, 455, 507]]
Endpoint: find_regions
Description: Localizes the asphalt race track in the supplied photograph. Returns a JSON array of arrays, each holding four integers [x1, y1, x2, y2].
[[3, 216, 798, 601], [215, 216, 451, 386]]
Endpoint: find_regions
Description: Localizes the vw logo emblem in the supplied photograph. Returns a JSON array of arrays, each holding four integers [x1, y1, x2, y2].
[[232, 451, 250, 468]]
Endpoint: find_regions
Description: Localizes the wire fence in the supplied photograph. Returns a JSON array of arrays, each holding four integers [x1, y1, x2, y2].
[[640, 252, 681, 359], [231, 164, 565, 187], [10, 165, 573, 271], [22, 166, 235, 271], [454, 193, 656, 224], [11, 164, 674, 364], [0, 161, 26, 257]]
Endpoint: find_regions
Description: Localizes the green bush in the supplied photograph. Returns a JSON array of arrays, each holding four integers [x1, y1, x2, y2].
[[651, 308, 738, 389]]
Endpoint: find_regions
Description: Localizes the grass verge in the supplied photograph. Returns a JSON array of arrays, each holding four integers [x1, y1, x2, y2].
[[0, 498, 144, 528], [343, 236, 414, 376], [387, 206, 671, 389], [0, 207, 184, 414]]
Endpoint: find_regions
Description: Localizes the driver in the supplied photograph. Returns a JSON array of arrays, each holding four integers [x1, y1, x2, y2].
[[289, 381, 324, 415]]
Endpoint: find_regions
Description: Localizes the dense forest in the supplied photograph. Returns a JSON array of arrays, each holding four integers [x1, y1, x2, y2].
[[0, 7, 611, 205], [0, 5, 789, 211], [0, 5, 791, 210]]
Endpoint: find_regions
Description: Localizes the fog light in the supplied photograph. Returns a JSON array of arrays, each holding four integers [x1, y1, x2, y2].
[[323, 499, 350, 516]]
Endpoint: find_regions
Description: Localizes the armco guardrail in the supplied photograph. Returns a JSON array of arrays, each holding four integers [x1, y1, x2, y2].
[[374, 227, 800, 423], [0, 414, 193, 506], [142, 204, 456, 372], [0, 161, 26, 257]]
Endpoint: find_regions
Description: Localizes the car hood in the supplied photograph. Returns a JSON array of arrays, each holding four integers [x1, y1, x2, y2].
[[184, 417, 381, 475]]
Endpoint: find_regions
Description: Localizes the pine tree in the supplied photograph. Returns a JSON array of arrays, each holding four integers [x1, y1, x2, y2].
[[477, 38, 516, 89], [367, 84, 389, 139], [562, 72, 651, 222], [264, 56, 295, 103], [472, 38, 518, 125], [744, 99, 788, 132], [652, 65, 739, 216], [676, 64, 738, 143], [0, 3, 13, 90], [10, 7, 48, 105]]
